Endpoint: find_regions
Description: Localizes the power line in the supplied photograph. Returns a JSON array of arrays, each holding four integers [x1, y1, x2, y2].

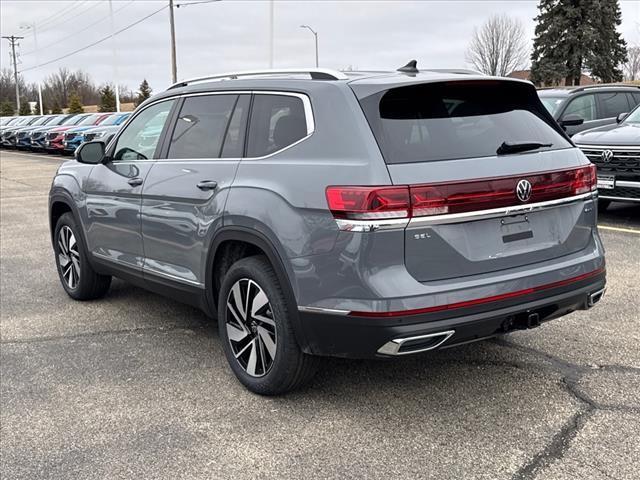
[[175, 0, 220, 7], [27, 1, 87, 34], [35, 1, 106, 37], [19, 5, 169, 73], [20, 0, 135, 56]]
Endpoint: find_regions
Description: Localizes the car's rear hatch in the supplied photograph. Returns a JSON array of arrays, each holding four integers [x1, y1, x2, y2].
[[350, 77, 596, 282]]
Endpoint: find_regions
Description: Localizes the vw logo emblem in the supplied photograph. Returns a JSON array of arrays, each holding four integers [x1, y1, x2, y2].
[[516, 179, 532, 203], [601, 150, 614, 163]]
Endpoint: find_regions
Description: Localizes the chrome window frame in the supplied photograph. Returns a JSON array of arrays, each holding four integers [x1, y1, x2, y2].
[[107, 90, 315, 164]]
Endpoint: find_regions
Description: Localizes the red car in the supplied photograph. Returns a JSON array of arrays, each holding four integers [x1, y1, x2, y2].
[[45, 113, 110, 153]]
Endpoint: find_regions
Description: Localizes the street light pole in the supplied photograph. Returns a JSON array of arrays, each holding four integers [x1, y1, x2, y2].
[[300, 25, 318, 67], [169, 0, 178, 83], [108, 0, 121, 112], [20, 23, 43, 114]]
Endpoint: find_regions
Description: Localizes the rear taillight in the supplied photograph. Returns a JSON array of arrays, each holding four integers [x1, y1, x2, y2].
[[326, 165, 596, 220], [325, 186, 410, 220]]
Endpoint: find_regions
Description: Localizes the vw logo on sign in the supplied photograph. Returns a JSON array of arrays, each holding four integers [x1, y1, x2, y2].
[[516, 179, 532, 203], [601, 150, 614, 163]]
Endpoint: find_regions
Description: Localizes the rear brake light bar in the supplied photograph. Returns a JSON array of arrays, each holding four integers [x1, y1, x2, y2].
[[326, 165, 596, 221]]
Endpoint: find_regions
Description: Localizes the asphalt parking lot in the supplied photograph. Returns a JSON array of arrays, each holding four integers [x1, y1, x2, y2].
[[1, 150, 639, 480]]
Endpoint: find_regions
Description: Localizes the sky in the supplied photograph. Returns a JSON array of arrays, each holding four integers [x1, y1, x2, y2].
[[1, 0, 639, 96]]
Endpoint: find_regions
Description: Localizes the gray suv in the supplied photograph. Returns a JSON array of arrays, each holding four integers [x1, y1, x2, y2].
[[49, 66, 607, 395]]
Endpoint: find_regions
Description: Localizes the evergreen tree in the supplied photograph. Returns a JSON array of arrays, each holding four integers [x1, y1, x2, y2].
[[67, 92, 84, 114], [0, 101, 14, 116], [50, 101, 62, 114], [586, 0, 627, 82], [98, 84, 117, 112], [135, 79, 152, 106], [531, 0, 627, 86], [18, 100, 32, 115]]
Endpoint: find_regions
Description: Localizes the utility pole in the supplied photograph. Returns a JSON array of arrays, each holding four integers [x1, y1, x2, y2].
[[169, 0, 178, 84], [109, 0, 121, 112], [2, 35, 24, 112]]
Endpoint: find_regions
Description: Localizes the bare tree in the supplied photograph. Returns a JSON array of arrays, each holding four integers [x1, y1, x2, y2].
[[466, 15, 529, 76], [624, 46, 640, 81]]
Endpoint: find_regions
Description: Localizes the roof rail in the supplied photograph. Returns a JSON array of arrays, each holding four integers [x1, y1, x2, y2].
[[168, 68, 349, 89], [570, 83, 640, 93]]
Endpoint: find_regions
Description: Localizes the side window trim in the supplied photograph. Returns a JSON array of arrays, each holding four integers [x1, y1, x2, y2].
[[243, 91, 315, 160], [106, 98, 180, 162], [107, 90, 315, 162]]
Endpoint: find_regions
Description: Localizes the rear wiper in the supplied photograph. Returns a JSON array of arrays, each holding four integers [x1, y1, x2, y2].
[[497, 141, 552, 155]]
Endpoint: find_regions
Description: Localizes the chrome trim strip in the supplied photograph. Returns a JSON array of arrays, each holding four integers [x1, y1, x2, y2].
[[615, 180, 640, 188], [408, 192, 595, 227], [599, 195, 640, 202], [377, 330, 455, 356], [576, 144, 640, 151], [298, 306, 350, 316], [143, 266, 205, 288], [168, 68, 348, 88], [334, 217, 410, 232], [92, 251, 204, 288]]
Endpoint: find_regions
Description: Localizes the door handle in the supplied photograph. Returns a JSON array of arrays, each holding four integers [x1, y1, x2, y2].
[[197, 180, 218, 191], [128, 177, 143, 187]]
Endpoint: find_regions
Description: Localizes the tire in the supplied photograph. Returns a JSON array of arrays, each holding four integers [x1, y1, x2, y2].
[[54, 212, 111, 300], [218, 255, 319, 395], [598, 199, 611, 212]]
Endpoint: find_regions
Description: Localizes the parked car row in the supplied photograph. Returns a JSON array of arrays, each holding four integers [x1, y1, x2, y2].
[[0, 111, 131, 154]]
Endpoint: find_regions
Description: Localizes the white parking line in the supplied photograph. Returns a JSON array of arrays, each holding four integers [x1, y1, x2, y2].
[[599, 225, 640, 235], [0, 151, 65, 160]]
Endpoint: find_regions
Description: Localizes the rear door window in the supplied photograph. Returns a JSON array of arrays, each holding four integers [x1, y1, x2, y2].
[[167, 94, 237, 159], [596, 92, 631, 118], [359, 82, 572, 164], [246, 94, 308, 157]]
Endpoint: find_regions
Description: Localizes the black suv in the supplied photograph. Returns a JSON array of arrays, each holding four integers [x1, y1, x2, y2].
[[538, 85, 640, 136]]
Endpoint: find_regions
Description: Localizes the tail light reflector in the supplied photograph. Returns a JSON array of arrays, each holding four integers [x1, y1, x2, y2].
[[326, 166, 596, 220]]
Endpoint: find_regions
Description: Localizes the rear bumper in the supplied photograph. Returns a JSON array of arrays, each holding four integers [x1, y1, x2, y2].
[[298, 271, 606, 358]]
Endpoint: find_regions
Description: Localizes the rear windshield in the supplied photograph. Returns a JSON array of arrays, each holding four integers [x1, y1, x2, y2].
[[359, 82, 572, 164]]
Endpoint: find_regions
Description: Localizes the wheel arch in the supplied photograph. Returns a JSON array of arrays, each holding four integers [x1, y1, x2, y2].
[[206, 227, 310, 352]]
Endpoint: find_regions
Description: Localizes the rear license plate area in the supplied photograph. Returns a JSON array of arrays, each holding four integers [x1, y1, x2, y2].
[[597, 175, 615, 190]]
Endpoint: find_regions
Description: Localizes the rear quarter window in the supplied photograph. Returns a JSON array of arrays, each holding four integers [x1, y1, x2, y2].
[[359, 81, 572, 164]]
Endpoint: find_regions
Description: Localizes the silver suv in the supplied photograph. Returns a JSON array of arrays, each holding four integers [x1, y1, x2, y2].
[[49, 65, 606, 395]]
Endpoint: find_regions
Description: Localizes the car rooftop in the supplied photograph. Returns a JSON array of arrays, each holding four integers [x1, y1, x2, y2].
[[538, 84, 640, 96]]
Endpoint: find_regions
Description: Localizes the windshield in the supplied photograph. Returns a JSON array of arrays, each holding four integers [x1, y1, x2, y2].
[[48, 115, 69, 126], [359, 82, 571, 164], [539, 96, 565, 116], [32, 116, 54, 126], [623, 106, 640, 124], [99, 113, 128, 126], [62, 115, 86, 126], [78, 114, 103, 126], [0, 117, 15, 126]]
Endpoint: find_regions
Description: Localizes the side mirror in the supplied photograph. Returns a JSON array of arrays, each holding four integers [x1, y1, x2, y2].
[[76, 140, 105, 164], [616, 112, 628, 123], [560, 114, 584, 127]]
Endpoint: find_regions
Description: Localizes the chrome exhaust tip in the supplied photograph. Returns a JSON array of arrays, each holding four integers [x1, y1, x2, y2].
[[588, 287, 606, 307], [377, 330, 455, 356]]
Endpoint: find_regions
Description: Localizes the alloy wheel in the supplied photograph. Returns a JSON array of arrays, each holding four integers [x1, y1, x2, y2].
[[225, 278, 277, 377], [58, 225, 80, 289]]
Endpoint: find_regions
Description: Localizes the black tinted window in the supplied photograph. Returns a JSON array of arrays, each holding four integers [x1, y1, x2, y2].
[[168, 95, 237, 159], [596, 92, 631, 118], [221, 95, 250, 158], [360, 82, 571, 164], [247, 94, 307, 157]]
